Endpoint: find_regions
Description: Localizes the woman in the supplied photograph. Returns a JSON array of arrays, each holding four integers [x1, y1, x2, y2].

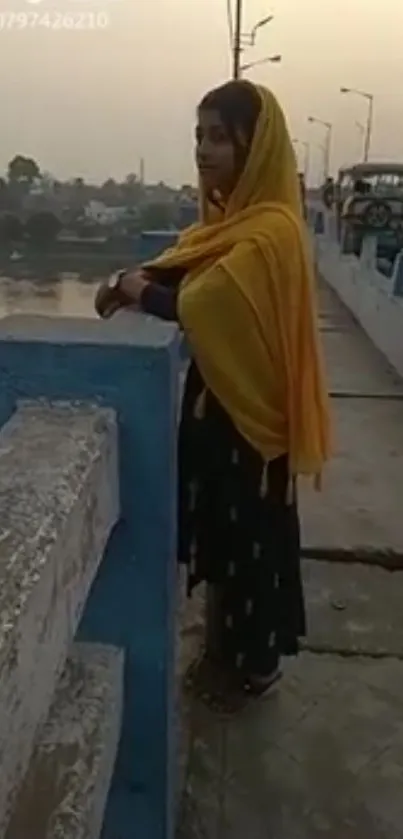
[[95, 80, 331, 711]]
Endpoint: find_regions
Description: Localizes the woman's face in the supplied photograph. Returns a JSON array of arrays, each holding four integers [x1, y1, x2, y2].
[[195, 108, 240, 199]]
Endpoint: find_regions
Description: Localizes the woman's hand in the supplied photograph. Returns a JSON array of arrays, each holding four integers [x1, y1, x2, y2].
[[94, 284, 122, 319], [95, 269, 149, 319], [119, 269, 149, 303]]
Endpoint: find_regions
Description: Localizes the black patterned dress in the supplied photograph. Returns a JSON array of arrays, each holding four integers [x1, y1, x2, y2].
[[141, 274, 306, 680], [178, 362, 305, 678]]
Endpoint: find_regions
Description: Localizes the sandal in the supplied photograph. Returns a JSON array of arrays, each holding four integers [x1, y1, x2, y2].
[[244, 667, 283, 697]]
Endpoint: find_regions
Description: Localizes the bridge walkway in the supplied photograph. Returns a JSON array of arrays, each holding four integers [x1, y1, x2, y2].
[[177, 278, 403, 839]]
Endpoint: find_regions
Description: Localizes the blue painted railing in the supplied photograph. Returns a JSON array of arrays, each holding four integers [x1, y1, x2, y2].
[[0, 313, 180, 839]]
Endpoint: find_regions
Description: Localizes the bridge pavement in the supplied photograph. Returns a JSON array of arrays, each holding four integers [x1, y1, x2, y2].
[[177, 279, 403, 838]]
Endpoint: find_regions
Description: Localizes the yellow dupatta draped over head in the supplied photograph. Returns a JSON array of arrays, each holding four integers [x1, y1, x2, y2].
[[147, 82, 331, 481]]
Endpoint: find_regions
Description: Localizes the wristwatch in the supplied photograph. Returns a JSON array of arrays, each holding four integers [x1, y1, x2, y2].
[[107, 269, 127, 292]]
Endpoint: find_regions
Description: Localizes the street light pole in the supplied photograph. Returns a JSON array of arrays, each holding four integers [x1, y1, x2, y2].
[[240, 54, 282, 74], [303, 141, 310, 180], [308, 116, 332, 180], [234, 10, 275, 79], [324, 131, 331, 180], [355, 121, 365, 159], [233, 0, 242, 79], [292, 138, 310, 181], [250, 14, 274, 45], [340, 87, 374, 162], [364, 94, 374, 163]]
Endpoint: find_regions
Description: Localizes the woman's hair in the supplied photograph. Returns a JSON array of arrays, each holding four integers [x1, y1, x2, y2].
[[199, 80, 262, 164]]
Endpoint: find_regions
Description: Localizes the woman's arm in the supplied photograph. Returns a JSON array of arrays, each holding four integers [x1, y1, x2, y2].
[[119, 265, 185, 322], [95, 266, 184, 322], [139, 282, 179, 322]]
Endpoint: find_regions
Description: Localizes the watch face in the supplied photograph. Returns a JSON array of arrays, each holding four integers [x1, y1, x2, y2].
[[108, 271, 120, 290]]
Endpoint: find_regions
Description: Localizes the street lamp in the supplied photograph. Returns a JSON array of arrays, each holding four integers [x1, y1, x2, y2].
[[240, 54, 282, 73], [241, 14, 274, 48], [308, 116, 332, 180], [340, 87, 374, 162], [355, 121, 365, 158], [234, 11, 275, 78], [292, 138, 310, 180]]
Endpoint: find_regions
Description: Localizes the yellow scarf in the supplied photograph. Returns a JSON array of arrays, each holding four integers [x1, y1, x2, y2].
[[147, 83, 331, 481]]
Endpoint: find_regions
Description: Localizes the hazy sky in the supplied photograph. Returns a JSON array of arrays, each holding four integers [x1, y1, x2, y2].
[[1, 0, 402, 185]]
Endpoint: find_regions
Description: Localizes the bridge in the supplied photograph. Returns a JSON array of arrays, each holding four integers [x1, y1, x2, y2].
[[0, 315, 178, 839], [178, 217, 403, 838], [0, 210, 403, 838]]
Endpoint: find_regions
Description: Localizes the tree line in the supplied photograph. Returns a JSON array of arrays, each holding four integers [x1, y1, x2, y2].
[[0, 211, 61, 248], [0, 155, 196, 247]]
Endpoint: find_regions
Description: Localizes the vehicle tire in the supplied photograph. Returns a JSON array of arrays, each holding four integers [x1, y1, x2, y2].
[[364, 200, 392, 230]]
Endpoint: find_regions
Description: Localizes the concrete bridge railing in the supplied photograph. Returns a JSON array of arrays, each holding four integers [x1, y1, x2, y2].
[[0, 312, 180, 839], [310, 205, 403, 380]]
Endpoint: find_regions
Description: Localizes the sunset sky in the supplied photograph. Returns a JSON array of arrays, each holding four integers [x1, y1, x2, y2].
[[1, 0, 402, 185]]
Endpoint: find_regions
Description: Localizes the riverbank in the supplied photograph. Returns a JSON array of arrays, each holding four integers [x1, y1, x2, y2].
[[0, 253, 134, 278]]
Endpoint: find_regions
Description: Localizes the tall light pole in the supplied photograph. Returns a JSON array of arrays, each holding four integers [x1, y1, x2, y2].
[[303, 141, 310, 180], [308, 116, 332, 180], [240, 54, 281, 74], [233, 9, 275, 79], [355, 121, 365, 159], [226, 0, 233, 49], [293, 138, 310, 180], [233, 0, 242, 79], [340, 87, 374, 162]]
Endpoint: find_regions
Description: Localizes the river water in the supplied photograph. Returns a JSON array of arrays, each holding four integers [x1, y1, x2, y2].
[[0, 274, 100, 319]]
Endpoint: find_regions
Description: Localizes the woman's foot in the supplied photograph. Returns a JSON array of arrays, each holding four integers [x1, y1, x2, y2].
[[244, 667, 282, 697], [184, 653, 248, 715]]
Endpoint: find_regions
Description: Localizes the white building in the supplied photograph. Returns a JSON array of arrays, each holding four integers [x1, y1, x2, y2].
[[84, 200, 127, 226]]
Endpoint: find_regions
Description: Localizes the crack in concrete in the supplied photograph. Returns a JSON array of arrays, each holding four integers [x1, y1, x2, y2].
[[301, 549, 403, 570], [302, 642, 403, 661]]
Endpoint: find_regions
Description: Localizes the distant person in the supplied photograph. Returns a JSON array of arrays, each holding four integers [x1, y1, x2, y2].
[[353, 178, 370, 195], [363, 180, 371, 194], [322, 176, 335, 209], [298, 172, 307, 217], [342, 178, 371, 218], [95, 81, 331, 712]]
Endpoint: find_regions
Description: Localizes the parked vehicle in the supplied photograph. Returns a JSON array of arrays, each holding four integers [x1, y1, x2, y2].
[[336, 162, 403, 260]]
